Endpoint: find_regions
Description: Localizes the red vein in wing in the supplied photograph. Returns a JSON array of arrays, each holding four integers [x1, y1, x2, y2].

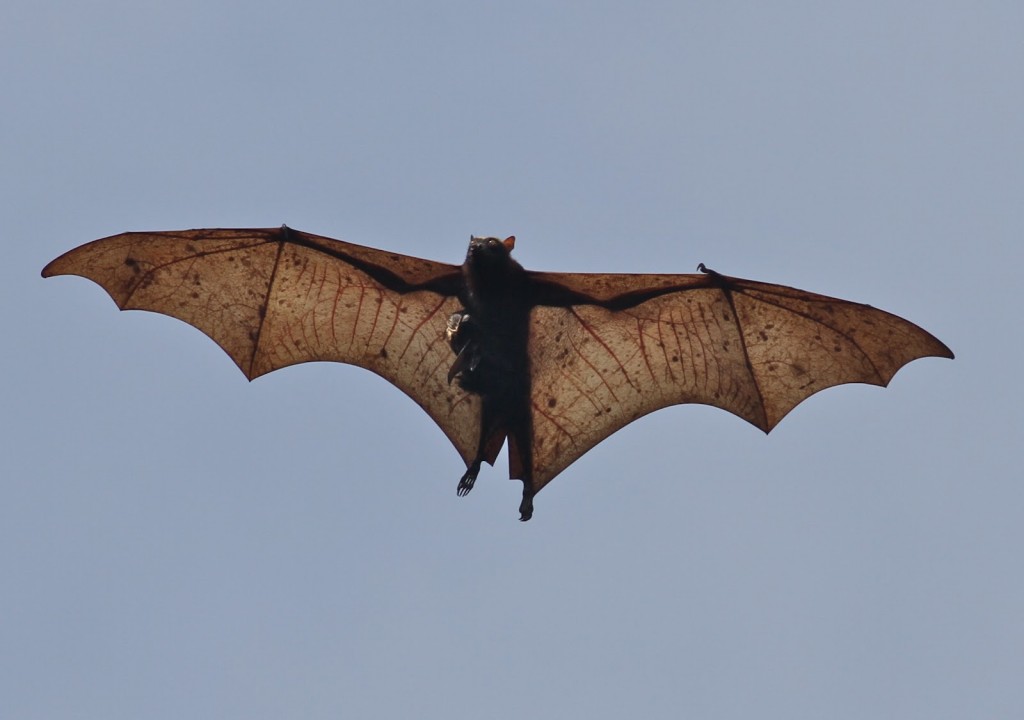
[[411, 332, 446, 377], [633, 313, 657, 381], [381, 296, 403, 352], [655, 305, 678, 384], [305, 259, 324, 349], [738, 288, 883, 383], [367, 287, 384, 353], [349, 284, 367, 349], [329, 264, 342, 349], [564, 320, 620, 403], [399, 296, 447, 363], [555, 364, 603, 415], [448, 390, 474, 415], [716, 287, 766, 425], [693, 304, 713, 398], [248, 241, 286, 377], [570, 307, 640, 394], [119, 237, 271, 297], [531, 400, 577, 446], [423, 342, 452, 384]]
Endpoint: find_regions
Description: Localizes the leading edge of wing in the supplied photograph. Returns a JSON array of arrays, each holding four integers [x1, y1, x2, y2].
[[43, 226, 465, 294], [41, 226, 466, 379], [528, 267, 952, 360]]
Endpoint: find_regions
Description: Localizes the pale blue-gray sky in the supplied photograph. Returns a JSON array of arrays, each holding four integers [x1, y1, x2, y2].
[[3, 2, 1021, 718]]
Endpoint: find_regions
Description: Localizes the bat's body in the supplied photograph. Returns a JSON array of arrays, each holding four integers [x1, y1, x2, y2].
[[448, 237, 536, 518], [43, 227, 953, 520]]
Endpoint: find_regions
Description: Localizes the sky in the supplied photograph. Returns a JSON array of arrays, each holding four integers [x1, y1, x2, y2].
[[3, 2, 1021, 718]]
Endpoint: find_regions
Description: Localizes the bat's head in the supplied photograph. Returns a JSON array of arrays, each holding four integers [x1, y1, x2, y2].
[[467, 235, 515, 257], [465, 235, 517, 273]]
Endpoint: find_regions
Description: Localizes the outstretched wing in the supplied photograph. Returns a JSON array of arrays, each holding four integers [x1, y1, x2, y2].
[[42, 227, 481, 464], [526, 268, 953, 490]]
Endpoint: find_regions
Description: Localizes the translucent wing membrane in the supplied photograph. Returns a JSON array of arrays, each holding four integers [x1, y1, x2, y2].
[[43, 228, 482, 464], [526, 271, 952, 489]]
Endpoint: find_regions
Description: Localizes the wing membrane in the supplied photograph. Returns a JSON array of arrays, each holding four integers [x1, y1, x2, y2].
[[43, 228, 481, 464], [527, 270, 953, 489]]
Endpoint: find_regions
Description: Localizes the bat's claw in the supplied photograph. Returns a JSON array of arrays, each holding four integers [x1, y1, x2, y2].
[[457, 463, 480, 497], [518, 492, 534, 522]]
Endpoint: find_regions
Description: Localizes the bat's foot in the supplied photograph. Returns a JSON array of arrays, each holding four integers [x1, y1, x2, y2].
[[457, 462, 480, 497], [518, 492, 534, 522]]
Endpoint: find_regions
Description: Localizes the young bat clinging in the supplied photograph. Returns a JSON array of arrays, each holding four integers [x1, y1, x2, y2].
[[43, 227, 953, 521]]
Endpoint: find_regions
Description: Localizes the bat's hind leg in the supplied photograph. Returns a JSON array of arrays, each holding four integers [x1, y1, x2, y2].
[[456, 410, 502, 498], [457, 461, 481, 497], [518, 483, 533, 522], [507, 427, 534, 522]]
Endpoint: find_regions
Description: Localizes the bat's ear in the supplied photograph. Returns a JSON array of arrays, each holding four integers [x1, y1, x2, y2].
[[503, 236, 516, 252]]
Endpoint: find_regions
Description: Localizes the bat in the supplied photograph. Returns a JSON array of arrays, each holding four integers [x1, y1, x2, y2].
[[43, 227, 953, 521]]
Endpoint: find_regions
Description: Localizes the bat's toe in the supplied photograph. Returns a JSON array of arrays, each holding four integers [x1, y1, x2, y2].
[[457, 463, 480, 496]]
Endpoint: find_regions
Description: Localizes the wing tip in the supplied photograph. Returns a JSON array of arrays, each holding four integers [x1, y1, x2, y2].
[[41, 253, 73, 279], [916, 325, 954, 362], [908, 336, 954, 365]]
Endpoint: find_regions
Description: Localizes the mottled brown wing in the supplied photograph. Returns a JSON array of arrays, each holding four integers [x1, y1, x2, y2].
[[526, 270, 953, 490], [43, 228, 481, 464]]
